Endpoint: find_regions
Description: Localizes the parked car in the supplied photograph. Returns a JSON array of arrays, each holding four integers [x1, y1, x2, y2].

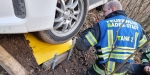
[[0, 0, 107, 44]]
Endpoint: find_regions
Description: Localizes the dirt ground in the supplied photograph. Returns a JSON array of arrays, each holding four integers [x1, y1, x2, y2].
[[0, 34, 141, 75], [0, 35, 96, 75]]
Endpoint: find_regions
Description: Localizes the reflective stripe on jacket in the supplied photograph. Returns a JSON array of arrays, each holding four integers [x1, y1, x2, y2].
[[93, 61, 128, 75]]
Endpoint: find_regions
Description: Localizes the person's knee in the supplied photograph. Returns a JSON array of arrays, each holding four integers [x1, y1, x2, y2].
[[127, 64, 146, 75]]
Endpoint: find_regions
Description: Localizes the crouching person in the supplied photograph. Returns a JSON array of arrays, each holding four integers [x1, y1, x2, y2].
[[128, 48, 150, 75], [75, 0, 148, 75]]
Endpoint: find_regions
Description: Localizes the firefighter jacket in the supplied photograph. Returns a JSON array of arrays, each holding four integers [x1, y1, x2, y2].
[[96, 13, 146, 63]]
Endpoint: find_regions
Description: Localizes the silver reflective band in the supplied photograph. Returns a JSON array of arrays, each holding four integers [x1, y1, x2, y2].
[[107, 61, 115, 73], [108, 30, 113, 48], [146, 53, 150, 60], [142, 59, 149, 63], [93, 64, 105, 75], [139, 35, 147, 47], [146, 49, 150, 53], [134, 32, 139, 48], [85, 31, 97, 46]]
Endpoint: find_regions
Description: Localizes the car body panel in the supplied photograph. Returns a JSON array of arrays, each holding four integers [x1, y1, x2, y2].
[[25, 0, 57, 32], [0, 0, 27, 33], [89, 0, 108, 10], [0, 0, 57, 33], [0, 0, 107, 34]]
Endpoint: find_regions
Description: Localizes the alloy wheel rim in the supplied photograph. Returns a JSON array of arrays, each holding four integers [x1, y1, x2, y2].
[[51, 0, 84, 37]]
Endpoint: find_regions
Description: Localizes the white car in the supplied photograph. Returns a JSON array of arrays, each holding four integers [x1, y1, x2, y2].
[[0, 0, 107, 44]]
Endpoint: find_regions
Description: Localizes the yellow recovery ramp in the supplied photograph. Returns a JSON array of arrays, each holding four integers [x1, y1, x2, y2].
[[24, 33, 72, 67]]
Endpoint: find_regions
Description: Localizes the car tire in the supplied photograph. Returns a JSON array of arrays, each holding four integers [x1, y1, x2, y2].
[[36, 0, 88, 44]]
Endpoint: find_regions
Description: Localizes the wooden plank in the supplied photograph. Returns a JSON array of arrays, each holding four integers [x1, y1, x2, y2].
[[42, 51, 69, 70], [0, 45, 28, 75]]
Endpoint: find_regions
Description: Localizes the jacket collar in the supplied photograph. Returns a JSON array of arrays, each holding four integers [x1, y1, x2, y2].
[[105, 10, 127, 19]]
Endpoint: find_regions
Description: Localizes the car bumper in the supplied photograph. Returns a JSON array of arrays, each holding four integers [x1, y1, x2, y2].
[[0, 0, 57, 34]]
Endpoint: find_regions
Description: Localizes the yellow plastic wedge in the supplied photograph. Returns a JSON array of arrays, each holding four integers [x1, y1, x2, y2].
[[24, 33, 72, 65]]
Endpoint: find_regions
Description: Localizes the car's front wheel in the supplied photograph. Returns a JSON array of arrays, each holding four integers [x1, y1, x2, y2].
[[37, 0, 88, 44]]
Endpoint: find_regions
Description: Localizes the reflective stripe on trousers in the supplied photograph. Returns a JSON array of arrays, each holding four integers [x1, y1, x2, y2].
[[93, 61, 127, 75]]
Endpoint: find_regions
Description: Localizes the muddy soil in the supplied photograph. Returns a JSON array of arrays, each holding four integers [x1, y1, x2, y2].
[[0, 35, 96, 75]]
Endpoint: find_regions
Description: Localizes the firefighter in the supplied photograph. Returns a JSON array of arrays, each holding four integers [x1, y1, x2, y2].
[[128, 47, 150, 75], [75, 0, 148, 75], [141, 48, 150, 75]]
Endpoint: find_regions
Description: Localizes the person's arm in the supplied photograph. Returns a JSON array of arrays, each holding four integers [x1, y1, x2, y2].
[[140, 30, 149, 62], [140, 30, 149, 65], [138, 30, 148, 48], [75, 23, 101, 51], [140, 30, 150, 72], [141, 51, 149, 66], [141, 49, 150, 73]]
